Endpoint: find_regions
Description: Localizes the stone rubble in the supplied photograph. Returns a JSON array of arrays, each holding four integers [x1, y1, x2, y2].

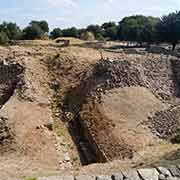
[[138, 168, 159, 180], [157, 167, 172, 177], [148, 107, 180, 139], [122, 169, 140, 180], [35, 166, 180, 180], [0, 116, 10, 142], [75, 175, 96, 180]]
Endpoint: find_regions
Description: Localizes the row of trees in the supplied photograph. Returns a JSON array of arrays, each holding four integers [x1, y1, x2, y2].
[[0, 20, 49, 44], [0, 11, 180, 50], [50, 22, 118, 41], [50, 11, 180, 50]]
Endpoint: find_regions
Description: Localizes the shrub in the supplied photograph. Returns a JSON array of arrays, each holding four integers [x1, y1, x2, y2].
[[23, 24, 44, 40], [0, 31, 9, 45], [50, 28, 62, 39], [96, 33, 105, 41]]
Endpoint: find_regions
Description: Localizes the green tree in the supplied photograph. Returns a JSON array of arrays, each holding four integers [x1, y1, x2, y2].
[[102, 22, 118, 40], [0, 31, 9, 45], [156, 11, 180, 51], [62, 27, 79, 37], [0, 22, 22, 40], [119, 15, 159, 44], [86, 24, 102, 38], [22, 20, 49, 40], [96, 33, 105, 41], [50, 28, 62, 39], [139, 17, 159, 43], [30, 20, 49, 33], [23, 23, 43, 40], [6, 22, 22, 40], [102, 22, 116, 29]]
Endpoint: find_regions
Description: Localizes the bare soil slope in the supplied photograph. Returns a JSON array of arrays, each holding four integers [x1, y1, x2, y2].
[[100, 87, 164, 154], [57, 49, 180, 170]]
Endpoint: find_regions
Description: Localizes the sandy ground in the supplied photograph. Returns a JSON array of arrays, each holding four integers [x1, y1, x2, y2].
[[100, 87, 166, 151]]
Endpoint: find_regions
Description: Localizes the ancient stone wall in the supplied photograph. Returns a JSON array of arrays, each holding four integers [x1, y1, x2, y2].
[[36, 165, 180, 180]]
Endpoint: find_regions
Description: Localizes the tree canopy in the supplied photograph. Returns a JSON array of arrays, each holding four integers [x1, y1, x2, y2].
[[50, 28, 62, 39], [0, 31, 9, 45], [0, 22, 22, 40], [86, 24, 102, 38], [101, 22, 118, 40], [22, 20, 49, 40], [23, 23, 43, 40], [156, 11, 180, 50], [119, 15, 159, 43], [30, 20, 49, 33], [61, 27, 79, 38], [0, 11, 180, 50]]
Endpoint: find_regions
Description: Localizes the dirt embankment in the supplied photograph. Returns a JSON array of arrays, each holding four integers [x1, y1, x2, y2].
[[56, 53, 180, 165], [0, 60, 24, 152], [0, 46, 66, 180]]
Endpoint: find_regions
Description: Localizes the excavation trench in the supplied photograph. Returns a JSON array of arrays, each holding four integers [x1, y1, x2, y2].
[[59, 56, 180, 165], [67, 114, 107, 165], [62, 59, 143, 165], [0, 62, 24, 106], [0, 61, 24, 151]]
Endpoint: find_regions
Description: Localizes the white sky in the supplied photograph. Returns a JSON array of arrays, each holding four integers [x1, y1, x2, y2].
[[0, 0, 180, 29]]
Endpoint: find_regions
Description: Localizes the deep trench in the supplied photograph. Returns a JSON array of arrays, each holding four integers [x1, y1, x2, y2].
[[0, 63, 24, 105], [68, 114, 106, 165], [62, 68, 108, 165], [0, 63, 24, 106], [0, 62, 24, 152], [64, 58, 180, 165]]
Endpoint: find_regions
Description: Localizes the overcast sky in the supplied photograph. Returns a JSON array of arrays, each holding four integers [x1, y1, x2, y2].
[[0, 0, 180, 30]]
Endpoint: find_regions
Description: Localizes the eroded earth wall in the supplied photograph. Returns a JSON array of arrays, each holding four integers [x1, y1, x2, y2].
[[62, 56, 180, 163]]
